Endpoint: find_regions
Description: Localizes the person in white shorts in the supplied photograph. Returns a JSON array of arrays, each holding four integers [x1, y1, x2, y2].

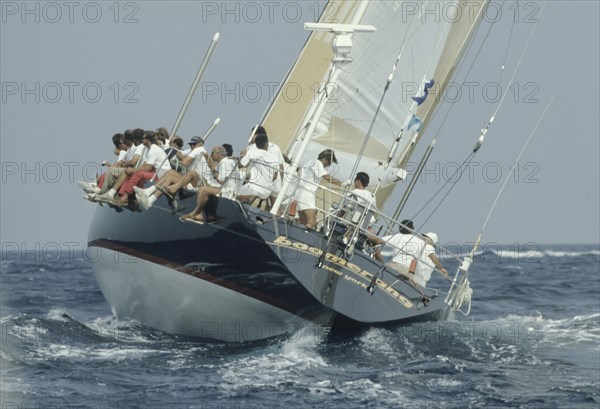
[[295, 149, 342, 230], [237, 133, 279, 200]]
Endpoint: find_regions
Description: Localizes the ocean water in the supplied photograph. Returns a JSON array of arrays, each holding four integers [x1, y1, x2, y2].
[[1, 244, 599, 408]]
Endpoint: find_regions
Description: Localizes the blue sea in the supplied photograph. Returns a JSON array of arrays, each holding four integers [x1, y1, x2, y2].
[[1, 244, 599, 408]]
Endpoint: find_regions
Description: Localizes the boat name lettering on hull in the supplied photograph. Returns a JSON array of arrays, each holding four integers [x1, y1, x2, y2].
[[272, 236, 413, 308]]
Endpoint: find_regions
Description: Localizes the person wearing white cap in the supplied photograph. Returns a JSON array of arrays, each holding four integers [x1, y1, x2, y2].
[[295, 149, 343, 230], [414, 232, 449, 287]]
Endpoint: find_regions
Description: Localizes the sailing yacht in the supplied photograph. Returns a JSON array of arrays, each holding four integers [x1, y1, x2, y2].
[[88, 0, 488, 342]]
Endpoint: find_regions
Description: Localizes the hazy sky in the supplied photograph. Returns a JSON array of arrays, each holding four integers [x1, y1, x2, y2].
[[1, 0, 599, 255]]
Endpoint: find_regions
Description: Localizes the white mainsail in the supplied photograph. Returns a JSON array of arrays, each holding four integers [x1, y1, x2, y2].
[[264, 0, 488, 208]]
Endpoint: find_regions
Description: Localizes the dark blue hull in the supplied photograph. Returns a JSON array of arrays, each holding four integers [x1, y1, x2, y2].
[[88, 194, 450, 340]]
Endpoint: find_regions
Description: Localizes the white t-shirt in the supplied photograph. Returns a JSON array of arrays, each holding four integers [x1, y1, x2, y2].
[[187, 147, 207, 172], [219, 157, 242, 197], [281, 163, 300, 198], [143, 144, 171, 178], [350, 188, 377, 209], [414, 243, 436, 287], [240, 148, 279, 197], [117, 150, 127, 162], [122, 146, 135, 162], [298, 159, 327, 193], [217, 157, 237, 183], [248, 142, 285, 193], [247, 142, 284, 164], [383, 233, 426, 267], [187, 149, 217, 186], [132, 144, 146, 167], [349, 188, 378, 223]]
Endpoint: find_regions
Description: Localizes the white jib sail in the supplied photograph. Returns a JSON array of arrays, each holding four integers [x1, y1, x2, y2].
[[264, 0, 488, 209]]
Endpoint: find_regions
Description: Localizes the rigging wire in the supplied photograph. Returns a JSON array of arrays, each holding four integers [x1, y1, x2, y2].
[[446, 95, 555, 315], [473, 95, 555, 253], [482, 8, 516, 129], [409, 150, 475, 221], [342, 8, 455, 252], [426, 0, 502, 145], [389, 0, 499, 223], [403, 0, 547, 227], [316, 9, 420, 264]]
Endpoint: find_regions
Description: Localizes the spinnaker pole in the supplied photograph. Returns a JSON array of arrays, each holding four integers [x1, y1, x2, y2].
[[150, 32, 220, 182], [168, 32, 220, 144]]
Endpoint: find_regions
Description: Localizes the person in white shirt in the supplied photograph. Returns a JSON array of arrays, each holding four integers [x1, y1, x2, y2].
[[97, 131, 170, 205], [295, 149, 342, 229], [181, 144, 241, 222], [414, 232, 448, 287], [245, 127, 285, 204], [91, 129, 145, 198], [102, 133, 127, 166], [237, 134, 280, 201], [349, 172, 378, 210], [79, 132, 126, 194], [247, 127, 285, 207], [181, 135, 279, 224], [375, 221, 448, 287], [180, 135, 206, 158], [134, 137, 213, 209], [138, 144, 236, 210], [341, 171, 379, 243], [375, 219, 423, 276], [155, 126, 169, 149]]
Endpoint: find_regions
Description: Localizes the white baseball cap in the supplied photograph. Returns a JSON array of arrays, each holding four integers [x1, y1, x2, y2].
[[423, 232, 438, 245]]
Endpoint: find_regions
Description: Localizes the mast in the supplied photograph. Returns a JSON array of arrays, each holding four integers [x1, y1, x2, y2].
[[262, 0, 367, 151], [270, 21, 376, 216]]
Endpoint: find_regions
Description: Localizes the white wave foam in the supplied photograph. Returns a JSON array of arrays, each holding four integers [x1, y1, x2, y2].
[[488, 249, 600, 259], [359, 327, 423, 361], [441, 248, 600, 260], [37, 344, 161, 361], [487, 313, 600, 347], [218, 324, 327, 392], [84, 315, 156, 343], [429, 377, 463, 387], [360, 327, 396, 353], [46, 308, 71, 322], [338, 378, 407, 406], [308, 380, 338, 395]]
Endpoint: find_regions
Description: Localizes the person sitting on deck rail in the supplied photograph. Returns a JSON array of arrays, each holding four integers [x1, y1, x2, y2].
[[136, 144, 236, 210], [181, 134, 278, 224], [247, 126, 285, 208], [102, 133, 127, 167], [155, 127, 170, 149], [414, 232, 448, 287], [180, 135, 208, 157], [294, 149, 343, 230], [96, 131, 171, 206], [79, 132, 126, 194], [174, 145, 242, 223], [163, 136, 184, 172], [83, 129, 145, 199], [132, 136, 210, 208], [374, 220, 448, 287], [237, 133, 280, 202]]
